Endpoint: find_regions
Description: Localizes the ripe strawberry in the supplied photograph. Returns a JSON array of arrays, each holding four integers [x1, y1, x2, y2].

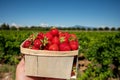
[[70, 40, 78, 50], [44, 32, 53, 41], [49, 44, 59, 51], [59, 31, 65, 37], [52, 36, 60, 45], [33, 39, 42, 49], [59, 32, 70, 38], [43, 40, 52, 50], [50, 27, 59, 36], [36, 32, 44, 40], [64, 32, 71, 39], [31, 46, 39, 50], [59, 32, 70, 43], [60, 36, 69, 43], [22, 40, 31, 48], [59, 43, 71, 51], [69, 34, 77, 41]]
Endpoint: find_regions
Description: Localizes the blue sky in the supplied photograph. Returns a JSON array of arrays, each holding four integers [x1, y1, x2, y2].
[[0, 0, 120, 27]]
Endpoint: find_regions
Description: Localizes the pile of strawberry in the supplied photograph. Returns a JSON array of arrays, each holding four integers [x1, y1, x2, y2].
[[22, 28, 79, 51]]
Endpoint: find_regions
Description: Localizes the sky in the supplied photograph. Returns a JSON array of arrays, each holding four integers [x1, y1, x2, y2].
[[0, 0, 120, 28]]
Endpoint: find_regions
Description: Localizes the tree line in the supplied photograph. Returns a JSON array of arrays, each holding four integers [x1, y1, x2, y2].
[[0, 23, 120, 31]]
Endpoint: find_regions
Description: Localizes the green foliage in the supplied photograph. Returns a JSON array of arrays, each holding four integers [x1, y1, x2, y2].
[[0, 30, 32, 64], [0, 34, 5, 63], [84, 32, 120, 79], [78, 63, 114, 80]]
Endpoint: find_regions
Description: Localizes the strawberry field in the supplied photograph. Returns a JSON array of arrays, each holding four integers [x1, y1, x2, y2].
[[0, 30, 120, 80]]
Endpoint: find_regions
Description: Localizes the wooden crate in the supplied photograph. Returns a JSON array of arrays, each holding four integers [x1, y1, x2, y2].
[[20, 42, 78, 79]]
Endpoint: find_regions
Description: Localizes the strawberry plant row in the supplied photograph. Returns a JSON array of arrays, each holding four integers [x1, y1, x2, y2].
[[79, 32, 120, 80], [0, 30, 33, 64]]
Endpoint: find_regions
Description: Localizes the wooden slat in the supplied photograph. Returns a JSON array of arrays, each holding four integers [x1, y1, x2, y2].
[[25, 55, 74, 79], [25, 55, 37, 76], [37, 56, 74, 79]]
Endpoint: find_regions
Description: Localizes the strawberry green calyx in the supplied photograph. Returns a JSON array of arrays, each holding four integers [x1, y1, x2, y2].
[[28, 32, 38, 42], [60, 37, 65, 43], [42, 36, 49, 46], [69, 34, 77, 41]]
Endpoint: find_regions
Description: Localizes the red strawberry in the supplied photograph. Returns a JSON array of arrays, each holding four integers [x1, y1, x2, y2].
[[64, 32, 71, 39], [33, 39, 42, 49], [22, 40, 31, 48], [31, 46, 39, 50], [50, 27, 59, 36], [59, 32, 70, 38], [52, 36, 60, 45], [37, 32, 44, 40], [60, 36, 69, 43], [49, 44, 59, 51], [70, 40, 78, 50], [59, 32, 65, 37], [59, 32, 70, 43], [70, 34, 77, 41], [59, 43, 71, 51], [43, 40, 52, 50], [38, 32, 44, 37], [44, 32, 53, 41]]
